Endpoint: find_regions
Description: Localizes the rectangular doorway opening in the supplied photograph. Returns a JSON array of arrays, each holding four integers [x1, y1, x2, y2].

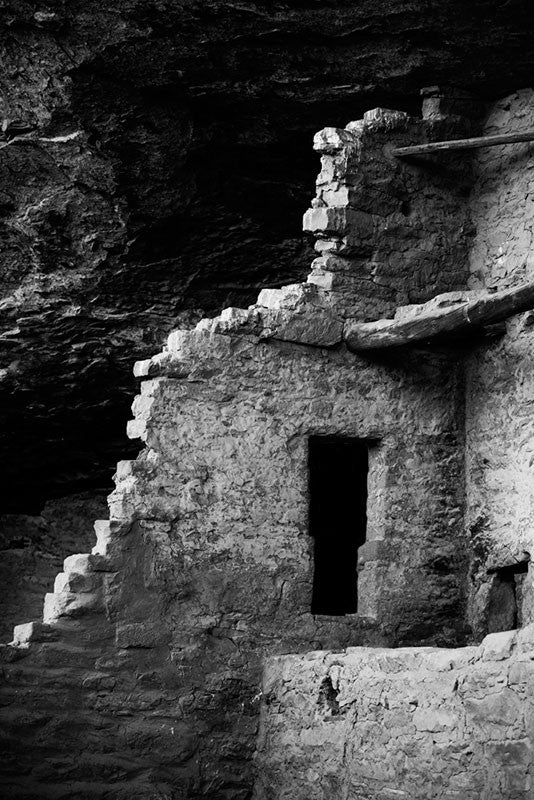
[[487, 558, 530, 633], [308, 436, 369, 615]]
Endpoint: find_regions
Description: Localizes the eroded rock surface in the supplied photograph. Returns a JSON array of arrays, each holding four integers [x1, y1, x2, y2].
[[1, 0, 534, 508]]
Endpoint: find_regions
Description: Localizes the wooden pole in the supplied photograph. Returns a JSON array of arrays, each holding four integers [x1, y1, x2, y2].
[[345, 282, 534, 352], [392, 129, 534, 158]]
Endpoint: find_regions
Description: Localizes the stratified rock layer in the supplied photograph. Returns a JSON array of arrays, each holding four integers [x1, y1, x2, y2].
[[1, 0, 534, 508]]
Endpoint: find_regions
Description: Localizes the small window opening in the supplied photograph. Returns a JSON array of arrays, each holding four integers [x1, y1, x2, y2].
[[308, 436, 368, 615], [487, 557, 530, 633]]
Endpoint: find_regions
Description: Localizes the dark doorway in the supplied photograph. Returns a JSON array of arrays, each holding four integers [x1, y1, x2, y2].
[[487, 559, 530, 633], [308, 436, 369, 615]]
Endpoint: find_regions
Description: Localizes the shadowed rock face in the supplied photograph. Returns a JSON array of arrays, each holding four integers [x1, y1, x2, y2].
[[0, 0, 533, 510]]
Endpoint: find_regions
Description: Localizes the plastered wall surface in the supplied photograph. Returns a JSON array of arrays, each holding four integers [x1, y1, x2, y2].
[[466, 89, 534, 636], [253, 626, 534, 800]]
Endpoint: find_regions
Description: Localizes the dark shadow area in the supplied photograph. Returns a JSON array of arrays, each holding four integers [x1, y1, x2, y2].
[[309, 436, 368, 615], [2, 0, 534, 510], [487, 558, 530, 633]]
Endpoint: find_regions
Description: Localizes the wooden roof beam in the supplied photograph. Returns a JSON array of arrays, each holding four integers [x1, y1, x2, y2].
[[345, 282, 534, 352], [392, 129, 534, 158]]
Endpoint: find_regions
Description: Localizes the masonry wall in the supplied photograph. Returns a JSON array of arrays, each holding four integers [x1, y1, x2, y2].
[[465, 89, 534, 637], [0, 106, 484, 798], [0, 328, 467, 799], [303, 106, 475, 319], [114, 327, 467, 793], [0, 493, 107, 641], [253, 626, 534, 800]]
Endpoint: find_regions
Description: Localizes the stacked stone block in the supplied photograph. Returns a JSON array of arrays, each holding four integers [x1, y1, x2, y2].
[[302, 107, 476, 319], [253, 626, 534, 799], [1, 93, 533, 799]]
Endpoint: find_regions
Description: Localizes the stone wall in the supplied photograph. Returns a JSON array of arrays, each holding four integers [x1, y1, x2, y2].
[[0, 492, 107, 641], [253, 626, 534, 800], [465, 89, 534, 638], [0, 104, 473, 797], [0, 327, 467, 799], [303, 105, 475, 319], [3, 93, 534, 799]]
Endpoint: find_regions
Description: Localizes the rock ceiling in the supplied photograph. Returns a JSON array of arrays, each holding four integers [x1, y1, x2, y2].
[[1, 0, 533, 510]]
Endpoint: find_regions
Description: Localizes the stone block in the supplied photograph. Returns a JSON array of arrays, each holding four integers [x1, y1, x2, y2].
[[310, 255, 361, 274], [508, 658, 534, 685], [165, 328, 194, 354], [464, 688, 523, 726], [126, 417, 147, 441], [63, 552, 114, 574], [216, 306, 261, 332], [94, 518, 131, 539], [63, 552, 94, 574], [257, 283, 317, 311], [91, 529, 124, 564], [344, 119, 365, 135], [54, 570, 103, 594], [195, 317, 216, 332], [302, 207, 373, 240], [362, 107, 409, 129], [11, 621, 60, 646], [357, 540, 386, 566], [307, 269, 336, 291], [115, 622, 170, 649], [480, 629, 517, 661], [43, 590, 103, 622], [114, 460, 136, 480], [107, 488, 138, 522], [313, 127, 356, 155], [484, 738, 532, 767], [516, 622, 534, 654], [131, 392, 156, 419], [133, 358, 152, 377], [265, 309, 344, 348], [413, 707, 457, 732]]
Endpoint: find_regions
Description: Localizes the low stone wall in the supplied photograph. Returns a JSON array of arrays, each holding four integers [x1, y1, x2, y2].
[[253, 626, 534, 800], [0, 492, 107, 641]]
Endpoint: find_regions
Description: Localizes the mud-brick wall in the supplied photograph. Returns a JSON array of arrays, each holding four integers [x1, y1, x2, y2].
[[465, 90, 534, 638], [253, 625, 534, 800]]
